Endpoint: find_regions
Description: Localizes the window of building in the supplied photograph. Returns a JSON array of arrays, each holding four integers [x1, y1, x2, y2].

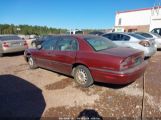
[[118, 18, 122, 25]]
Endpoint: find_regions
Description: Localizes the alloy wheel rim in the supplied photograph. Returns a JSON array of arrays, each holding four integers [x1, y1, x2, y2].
[[76, 69, 88, 84], [29, 57, 33, 66]]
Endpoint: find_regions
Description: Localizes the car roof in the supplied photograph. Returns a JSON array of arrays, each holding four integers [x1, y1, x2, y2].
[[39, 34, 101, 38]]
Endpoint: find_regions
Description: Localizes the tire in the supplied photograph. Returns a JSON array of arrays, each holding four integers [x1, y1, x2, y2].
[[74, 65, 94, 87], [0, 53, 3, 57], [28, 56, 37, 69]]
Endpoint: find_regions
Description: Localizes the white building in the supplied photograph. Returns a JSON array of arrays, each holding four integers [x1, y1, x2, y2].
[[115, 6, 161, 32]]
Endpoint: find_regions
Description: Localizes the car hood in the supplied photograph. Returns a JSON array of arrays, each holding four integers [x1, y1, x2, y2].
[[99, 47, 143, 58]]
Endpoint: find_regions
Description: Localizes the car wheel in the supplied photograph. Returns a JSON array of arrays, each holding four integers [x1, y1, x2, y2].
[[74, 65, 94, 87], [0, 53, 3, 57], [28, 56, 37, 69]]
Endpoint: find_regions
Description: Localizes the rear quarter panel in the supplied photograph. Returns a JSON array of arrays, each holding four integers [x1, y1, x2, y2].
[[76, 51, 122, 71], [75, 36, 123, 71]]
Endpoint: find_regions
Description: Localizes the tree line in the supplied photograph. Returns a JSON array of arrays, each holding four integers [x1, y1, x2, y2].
[[0, 24, 68, 35]]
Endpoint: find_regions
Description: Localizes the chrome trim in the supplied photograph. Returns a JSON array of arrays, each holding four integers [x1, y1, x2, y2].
[[36, 57, 72, 67]]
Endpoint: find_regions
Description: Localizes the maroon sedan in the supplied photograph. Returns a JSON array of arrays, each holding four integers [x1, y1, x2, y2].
[[24, 35, 148, 87]]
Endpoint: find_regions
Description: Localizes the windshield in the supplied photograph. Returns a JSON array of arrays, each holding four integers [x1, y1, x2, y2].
[[136, 33, 153, 38], [128, 33, 145, 40], [151, 32, 161, 38], [84, 36, 117, 51]]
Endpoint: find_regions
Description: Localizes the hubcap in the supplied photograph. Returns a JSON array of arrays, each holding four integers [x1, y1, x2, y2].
[[29, 57, 33, 66], [76, 69, 88, 84]]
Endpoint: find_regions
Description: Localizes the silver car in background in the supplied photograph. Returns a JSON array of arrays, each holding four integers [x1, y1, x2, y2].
[[102, 32, 157, 57], [135, 32, 161, 49], [0, 35, 28, 57]]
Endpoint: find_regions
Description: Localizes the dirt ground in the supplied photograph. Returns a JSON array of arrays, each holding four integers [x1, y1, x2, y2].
[[0, 52, 161, 119]]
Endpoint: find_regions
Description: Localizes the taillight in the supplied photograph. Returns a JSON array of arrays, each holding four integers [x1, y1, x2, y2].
[[3, 42, 9, 48], [120, 57, 133, 71], [120, 55, 144, 71], [139, 41, 150, 47]]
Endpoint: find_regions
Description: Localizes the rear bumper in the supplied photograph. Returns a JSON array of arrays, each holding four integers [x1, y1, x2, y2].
[[2, 47, 26, 53], [156, 43, 161, 49], [90, 61, 148, 84], [144, 47, 157, 57]]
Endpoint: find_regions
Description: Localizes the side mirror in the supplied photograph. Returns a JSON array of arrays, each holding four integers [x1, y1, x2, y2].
[[37, 44, 42, 50]]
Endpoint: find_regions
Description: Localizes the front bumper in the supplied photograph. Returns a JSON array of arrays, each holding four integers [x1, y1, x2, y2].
[[90, 61, 148, 84]]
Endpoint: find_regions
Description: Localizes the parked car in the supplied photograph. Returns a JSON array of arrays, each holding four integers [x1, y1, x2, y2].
[[31, 35, 50, 48], [0, 35, 28, 57], [135, 32, 161, 49], [151, 28, 161, 37], [102, 32, 157, 57], [89, 31, 105, 36], [24, 35, 147, 87], [24, 35, 39, 48]]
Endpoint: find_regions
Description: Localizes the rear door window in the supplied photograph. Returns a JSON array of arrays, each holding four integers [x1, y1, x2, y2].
[[121, 35, 130, 41], [111, 34, 121, 41], [41, 36, 58, 50], [103, 34, 112, 40], [56, 37, 78, 51]]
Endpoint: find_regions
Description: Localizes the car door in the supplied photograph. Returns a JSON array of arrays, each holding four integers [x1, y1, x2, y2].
[[120, 34, 131, 47], [53, 36, 78, 75], [103, 33, 122, 46], [110, 33, 123, 46], [34, 36, 58, 70]]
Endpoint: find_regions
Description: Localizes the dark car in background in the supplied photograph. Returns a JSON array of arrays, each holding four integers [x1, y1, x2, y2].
[[151, 28, 161, 37], [24, 35, 147, 87], [31, 35, 52, 48], [89, 31, 105, 36]]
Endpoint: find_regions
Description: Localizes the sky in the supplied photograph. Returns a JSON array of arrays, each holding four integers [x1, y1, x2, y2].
[[0, 0, 156, 29]]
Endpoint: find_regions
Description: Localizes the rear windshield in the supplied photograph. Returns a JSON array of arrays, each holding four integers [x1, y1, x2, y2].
[[0, 36, 21, 41], [136, 33, 153, 38], [151, 32, 161, 38], [128, 33, 145, 40], [84, 36, 117, 51]]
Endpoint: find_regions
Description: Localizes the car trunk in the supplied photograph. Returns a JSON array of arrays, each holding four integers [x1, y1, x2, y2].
[[99, 47, 143, 58], [99, 47, 144, 70]]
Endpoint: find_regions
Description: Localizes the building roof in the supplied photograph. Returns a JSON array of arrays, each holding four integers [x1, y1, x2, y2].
[[117, 6, 161, 14]]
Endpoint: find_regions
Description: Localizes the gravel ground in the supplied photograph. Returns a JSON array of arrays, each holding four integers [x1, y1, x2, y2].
[[0, 52, 161, 119]]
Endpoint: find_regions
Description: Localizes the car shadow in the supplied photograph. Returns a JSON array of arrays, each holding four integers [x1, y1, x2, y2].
[[94, 81, 132, 89], [39, 68, 131, 89], [2, 52, 24, 57], [0, 74, 46, 119], [157, 48, 161, 51]]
